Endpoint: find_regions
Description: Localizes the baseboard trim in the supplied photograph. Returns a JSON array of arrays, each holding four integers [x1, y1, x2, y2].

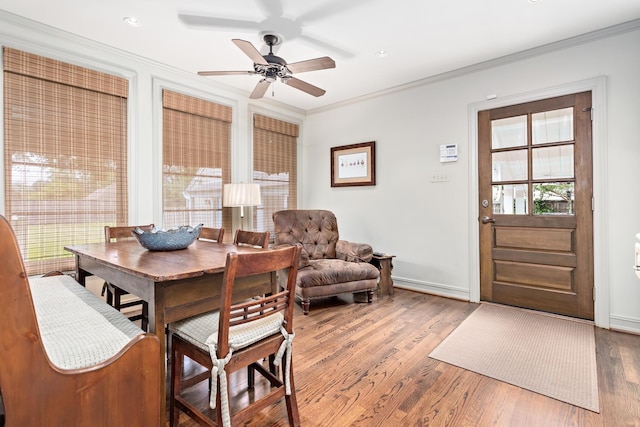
[[393, 278, 640, 335], [609, 314, 640, 335], [393, 277, 470, 301]]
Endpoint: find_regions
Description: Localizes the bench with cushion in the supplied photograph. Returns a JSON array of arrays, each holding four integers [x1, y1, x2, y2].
[[0, 215, 161, 426]]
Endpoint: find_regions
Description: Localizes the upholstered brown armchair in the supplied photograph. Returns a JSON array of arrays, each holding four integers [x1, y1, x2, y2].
[[273, 209, 380, 315]]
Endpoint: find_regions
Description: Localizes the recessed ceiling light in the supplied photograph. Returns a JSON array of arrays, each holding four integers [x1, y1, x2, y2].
[[375, 50, 388, 58], [528, 0, 542, 4], [123, 16, 143, 27]]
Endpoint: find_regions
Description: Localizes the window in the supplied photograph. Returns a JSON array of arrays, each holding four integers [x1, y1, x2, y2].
[[490, 107, 575, 216], [252, 114, 298, 235], [3, 48, 128, 275], [162, 90, 232, 233]]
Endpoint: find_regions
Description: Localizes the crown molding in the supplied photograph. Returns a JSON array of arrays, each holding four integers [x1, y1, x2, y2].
[[308, 18, 640, 115]]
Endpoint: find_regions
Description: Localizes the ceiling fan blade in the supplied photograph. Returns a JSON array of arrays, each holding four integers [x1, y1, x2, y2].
[[178, 14, 259, 31], [284, 77, 326, 97], [197, 70, 256, 76], [298, 34, 354, 59], [250, 79, 271, 99], [297, 0, 371, 23], [287, 56, 336, 74], [232, 39, 268, 66], [256, 0, 284, 19]]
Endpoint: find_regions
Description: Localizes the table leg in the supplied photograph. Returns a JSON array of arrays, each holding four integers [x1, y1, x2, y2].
[[74, 255, 89, 286], [146, 284, 167, 422]]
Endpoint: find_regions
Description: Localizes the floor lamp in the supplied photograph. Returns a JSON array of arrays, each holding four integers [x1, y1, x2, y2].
[[223, 183, 262, 231]]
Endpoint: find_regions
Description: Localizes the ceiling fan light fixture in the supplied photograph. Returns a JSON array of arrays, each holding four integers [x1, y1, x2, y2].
[[264, 68, 278, 83]]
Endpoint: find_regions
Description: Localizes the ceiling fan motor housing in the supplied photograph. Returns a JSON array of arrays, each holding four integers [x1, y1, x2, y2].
[[255, 34, 291, 79]]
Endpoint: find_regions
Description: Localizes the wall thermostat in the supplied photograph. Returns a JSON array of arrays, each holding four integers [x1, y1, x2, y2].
[[440, 144, 458, 163]]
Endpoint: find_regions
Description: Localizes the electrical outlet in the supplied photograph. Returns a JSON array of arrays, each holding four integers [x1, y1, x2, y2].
[[431, 171, 449, 183]]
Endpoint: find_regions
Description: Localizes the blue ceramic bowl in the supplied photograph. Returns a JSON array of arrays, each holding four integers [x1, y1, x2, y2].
[[131, 224, 203, 251]]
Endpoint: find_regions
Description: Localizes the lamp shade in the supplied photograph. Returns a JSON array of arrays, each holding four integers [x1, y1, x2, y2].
[[223, 183, 262, 207]]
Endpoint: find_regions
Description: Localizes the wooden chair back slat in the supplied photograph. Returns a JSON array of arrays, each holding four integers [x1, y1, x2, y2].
[[229, 289, 290, 327], [216, 244, 301, 356], [105, 224, 154, 242], [233, 229, 270, 248], [198, 227, 224, 242]]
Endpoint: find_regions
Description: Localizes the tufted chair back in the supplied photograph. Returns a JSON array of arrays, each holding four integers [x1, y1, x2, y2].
[[273, 209, 339, 260]]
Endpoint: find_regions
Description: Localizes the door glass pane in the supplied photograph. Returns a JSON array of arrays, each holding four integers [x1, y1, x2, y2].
[[532, 145, 574, 179], [492, 150, 528, 182], [491, 115, 527, 149], [533, 182, 575, 215], [532, 107, 573, 144], [493, 184, 528, 214]]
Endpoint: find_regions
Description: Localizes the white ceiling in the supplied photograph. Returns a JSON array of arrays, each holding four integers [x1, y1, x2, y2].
[[1, 0, 640, 111]]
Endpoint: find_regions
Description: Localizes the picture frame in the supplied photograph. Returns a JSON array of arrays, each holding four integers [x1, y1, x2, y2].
[[331, 141, 376, 187]]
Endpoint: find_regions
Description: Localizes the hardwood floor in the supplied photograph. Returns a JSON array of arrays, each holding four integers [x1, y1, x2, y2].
[[170, 289, 640, 427]]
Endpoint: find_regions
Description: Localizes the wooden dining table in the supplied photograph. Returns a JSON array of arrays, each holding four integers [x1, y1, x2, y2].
[[64, 239, 275, 421]]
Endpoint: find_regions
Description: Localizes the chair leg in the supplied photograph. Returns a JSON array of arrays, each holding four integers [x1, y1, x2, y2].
[[114, 288, 123, 311], [367, 289, 374, 303], [105, 284, 114, 306], [215, 381, 225, 427], [284, 359, 301, 427], [141, 302, 148, 331], [169, 338, 183, 427], [269, 354, 276, 374], [247, 365, 255, 388], [247, 355, 278, 388]]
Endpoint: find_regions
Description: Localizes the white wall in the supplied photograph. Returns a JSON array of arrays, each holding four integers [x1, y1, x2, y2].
[[302, 25, 640, 333], [1, 11, 638, 333]]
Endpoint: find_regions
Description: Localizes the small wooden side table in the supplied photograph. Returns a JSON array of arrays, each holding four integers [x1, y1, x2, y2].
[[370, 254, 396, 296]]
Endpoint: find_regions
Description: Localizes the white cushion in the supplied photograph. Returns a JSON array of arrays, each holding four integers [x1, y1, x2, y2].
[[170, 310, 284, 352], [29, 275, 143, 370]]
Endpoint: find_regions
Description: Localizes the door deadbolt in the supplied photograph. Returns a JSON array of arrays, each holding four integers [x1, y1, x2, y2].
[[481, 199, 489, 208]]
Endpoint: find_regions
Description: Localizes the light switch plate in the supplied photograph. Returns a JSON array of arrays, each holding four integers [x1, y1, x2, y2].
[[431, 171, 449, 183]]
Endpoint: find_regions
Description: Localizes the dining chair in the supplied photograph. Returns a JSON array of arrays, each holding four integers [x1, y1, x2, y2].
[[233, 229, 272, 384], [103, 224, 154, 330], [169, 244, 303, 427], [199, 227, 225, 243], [233, 229, 270, 248]]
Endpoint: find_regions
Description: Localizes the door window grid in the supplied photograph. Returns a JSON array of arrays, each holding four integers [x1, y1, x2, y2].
[[491, 107, 575, 216]]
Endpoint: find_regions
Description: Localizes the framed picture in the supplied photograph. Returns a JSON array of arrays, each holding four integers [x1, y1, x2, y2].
[[331, 141, 376, 187]]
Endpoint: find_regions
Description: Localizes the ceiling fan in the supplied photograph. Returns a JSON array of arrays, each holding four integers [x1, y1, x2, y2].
[[198, 34, 335, 99]]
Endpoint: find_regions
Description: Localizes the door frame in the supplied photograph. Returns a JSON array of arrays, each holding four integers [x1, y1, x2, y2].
[[467, 76, 609, 328]]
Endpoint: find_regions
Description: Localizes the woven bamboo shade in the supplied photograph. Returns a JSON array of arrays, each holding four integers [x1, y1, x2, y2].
[[3, 48, 128, 275], [252, 114, 298, 234]]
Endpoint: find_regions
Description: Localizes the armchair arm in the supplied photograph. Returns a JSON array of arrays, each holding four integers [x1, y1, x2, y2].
[[336, 240, 374, 263], [274, 243, 310, 268]]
